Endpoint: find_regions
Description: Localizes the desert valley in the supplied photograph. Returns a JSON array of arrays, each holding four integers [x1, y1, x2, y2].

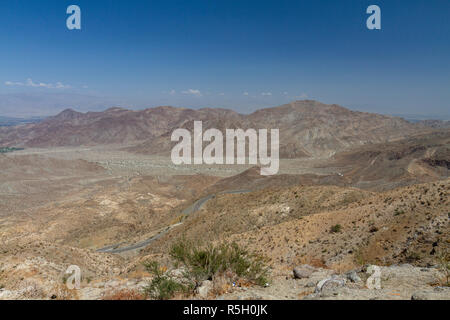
[[0, 100, 448, 300]]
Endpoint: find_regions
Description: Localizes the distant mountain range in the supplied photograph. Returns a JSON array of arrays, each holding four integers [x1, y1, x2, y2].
[[391, 114, 450, 122], [0, 116, 44, 127], [0, 92, 129, 118], [415, 119, 450, 129], [0, 100, 439, 158]]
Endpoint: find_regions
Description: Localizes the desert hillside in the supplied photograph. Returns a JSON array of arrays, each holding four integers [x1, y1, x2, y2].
[[0, 102, 448, 301], [0, 100, 425, 158], [326, 130, 450, 190]]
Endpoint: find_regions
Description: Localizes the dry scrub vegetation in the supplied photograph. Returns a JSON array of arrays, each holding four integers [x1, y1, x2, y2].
[[143, 241, 269, 300]]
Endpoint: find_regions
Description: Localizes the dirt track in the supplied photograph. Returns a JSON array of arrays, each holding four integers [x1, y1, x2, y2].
[[97, 190, 252, 254]]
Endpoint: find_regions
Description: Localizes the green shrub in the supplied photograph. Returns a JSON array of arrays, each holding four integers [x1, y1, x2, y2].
[[143, 261, 190, 300], [330, 224, 342, 233], [143, 241, 270, 300], [170, 240, 269, 287]]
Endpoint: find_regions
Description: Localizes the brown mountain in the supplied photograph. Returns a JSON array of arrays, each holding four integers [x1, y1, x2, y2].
[[0, 100, 424, 158], [129, 101, 423, 158], [417, 119, 450, 129], [328, 129, 450, 190], [0, 106, 242, 148], [246, 100, 422, 157]]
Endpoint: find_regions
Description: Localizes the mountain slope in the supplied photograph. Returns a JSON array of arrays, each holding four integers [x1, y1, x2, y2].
[[145, 179, 449, 272], [0, 100, 424, 158], [328, 130, 450, 190]]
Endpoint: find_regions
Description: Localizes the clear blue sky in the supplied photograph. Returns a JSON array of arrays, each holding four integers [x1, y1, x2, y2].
[[0, 0, 449, 117]]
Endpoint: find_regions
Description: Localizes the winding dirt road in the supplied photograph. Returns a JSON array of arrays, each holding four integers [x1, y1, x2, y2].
[[97, 189, 251, 254]]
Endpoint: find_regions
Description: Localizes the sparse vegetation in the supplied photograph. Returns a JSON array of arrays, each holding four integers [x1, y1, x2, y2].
[[354, 249, 367, 266], [436, 249, 450, 286], [406, 251, 421, 262], [330, 224, 342, 233], [170, 240, 269, 287], [143, 261, 191, 300], [142, 241, 270, 300], [369, 226, 379, 233], [0, 147, 24, 154]]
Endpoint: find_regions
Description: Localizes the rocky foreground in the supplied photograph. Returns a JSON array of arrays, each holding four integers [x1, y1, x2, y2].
[[1, 263, 448, 300], [218, 264, 449, 300]]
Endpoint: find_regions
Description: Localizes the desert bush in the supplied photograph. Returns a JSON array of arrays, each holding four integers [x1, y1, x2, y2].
[[143, 241, 270, 299], [170, 240, 269, 287], [143, 261, 191, 300], [406, 251, 421, 262], [436, 249, 450, 286], [330, 224, 342, 233]]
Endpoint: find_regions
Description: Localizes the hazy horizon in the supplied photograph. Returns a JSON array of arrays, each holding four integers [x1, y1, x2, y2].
[[1, 96, 449, 122]]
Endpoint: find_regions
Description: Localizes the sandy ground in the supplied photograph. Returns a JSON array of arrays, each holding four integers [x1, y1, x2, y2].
[[11, 145, 340, 177]]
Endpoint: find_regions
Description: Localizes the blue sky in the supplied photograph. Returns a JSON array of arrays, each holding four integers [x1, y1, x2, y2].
[[0, 0, 449, 117]]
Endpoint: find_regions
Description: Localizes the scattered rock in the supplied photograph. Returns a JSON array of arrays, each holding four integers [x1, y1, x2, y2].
[[411, 287, 450, 300], [0, 290, 13, 299], [197, 280, 213, 298], [169, 268, 186, 279], [315, 275, 347, 294], [104, 280, 120, 288], [293, 265, 316, 279], [346, 271, 361, 283]]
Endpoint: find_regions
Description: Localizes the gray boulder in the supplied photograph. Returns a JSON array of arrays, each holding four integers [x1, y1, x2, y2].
[[293, 265, 316, 279], [315, 275, 347, 294], [346, 271, 361, 283], [197, 280, 213, 298]]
